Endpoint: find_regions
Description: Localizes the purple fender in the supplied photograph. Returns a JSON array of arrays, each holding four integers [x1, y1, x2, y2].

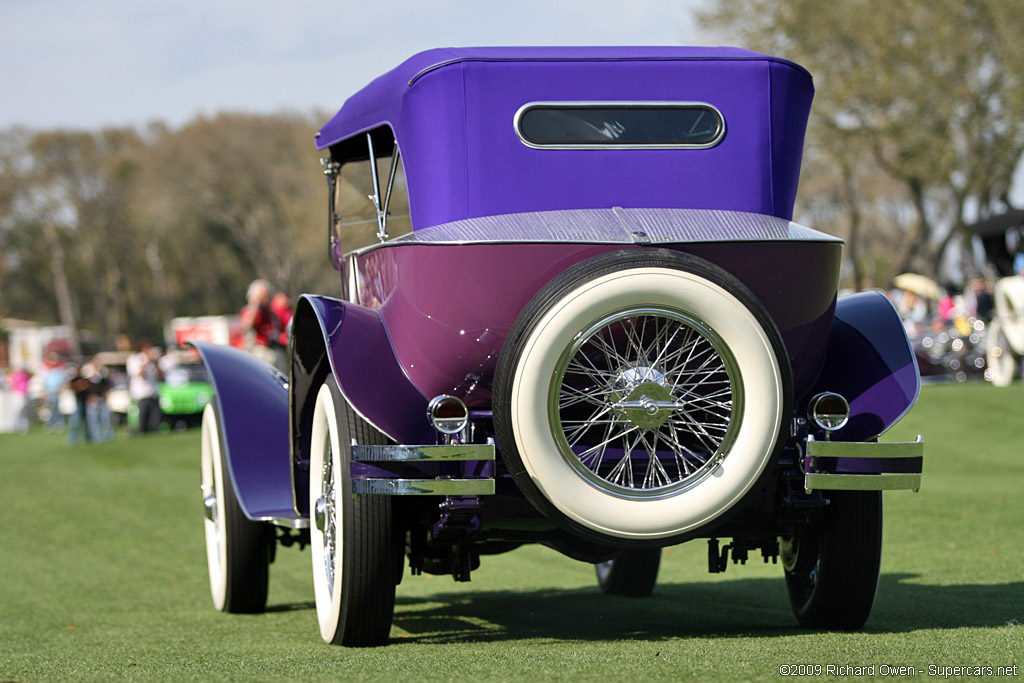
[[806, 290, 921, 442], [289, 295, 432, 516], [191, 341, 295, 522]]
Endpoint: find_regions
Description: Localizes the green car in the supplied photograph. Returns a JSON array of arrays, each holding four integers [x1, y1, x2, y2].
[[128, 362, 212, 432]]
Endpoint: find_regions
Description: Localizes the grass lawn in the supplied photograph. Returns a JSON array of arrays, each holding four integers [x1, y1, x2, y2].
[[1, 382, 1021, 681]]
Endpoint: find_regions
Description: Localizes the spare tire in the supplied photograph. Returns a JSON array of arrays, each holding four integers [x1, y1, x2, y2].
[[493, 249, 790, 543]]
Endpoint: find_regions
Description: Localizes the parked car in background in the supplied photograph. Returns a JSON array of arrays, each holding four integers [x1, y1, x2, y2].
[[125, 352, 212, 432], [193, 47, 925, 646], [156, 359, 212, 430]]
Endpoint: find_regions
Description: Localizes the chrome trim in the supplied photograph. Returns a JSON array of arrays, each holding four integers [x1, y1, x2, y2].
[[365, 132, 386, 242], [201, 485, 216, 523], [805, 472, 922, 492], [380, 142, 400, 242], [313, 496, 327, 531], [808, 392, 850, 432], [352, 478, 496, 496], [806, 436, 924, 460], [258, 516, 311, 529], [344, 208, 843, 258], [513, 101, 726, 150], [322, 157, 342, 271], [426, 395, 470, 435], [352, 440, 495, 462]]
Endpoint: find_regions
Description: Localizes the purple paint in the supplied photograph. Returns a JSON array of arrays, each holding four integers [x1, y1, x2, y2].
[[192, 341, 295, 521], [808, 291, 921, 441], [316, 47, 813, 228], [297, 294, 432, 444]]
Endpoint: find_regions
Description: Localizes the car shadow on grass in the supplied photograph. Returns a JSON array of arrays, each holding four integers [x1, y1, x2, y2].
[[386, 573, 1023, 644]]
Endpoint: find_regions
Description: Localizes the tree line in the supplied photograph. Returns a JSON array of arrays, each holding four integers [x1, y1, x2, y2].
[[3, 0, 1024, 351], [700, 0, 1024, 289], [0, 112, 339, 350]]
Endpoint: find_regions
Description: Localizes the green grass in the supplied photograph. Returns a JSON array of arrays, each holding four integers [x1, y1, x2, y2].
[[1, 383, 1021, 681]]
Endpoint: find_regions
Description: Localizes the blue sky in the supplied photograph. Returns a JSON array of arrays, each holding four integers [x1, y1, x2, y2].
[[0, 0, 709, 130]]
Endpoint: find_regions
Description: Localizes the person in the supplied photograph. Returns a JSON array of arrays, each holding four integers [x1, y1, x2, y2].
[[969, 277, 994, 321], [240, 279, 285, 369], [41, 352, 67, 432], [85, 357, 114, 442], [5, 366, 32, 435], [127, 341, 163, 434], [68, 364, 94, 444], [270, 289, 293, 348]]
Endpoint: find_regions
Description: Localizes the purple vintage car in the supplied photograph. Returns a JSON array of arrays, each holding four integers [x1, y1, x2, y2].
[[196, 47, 924, 647]]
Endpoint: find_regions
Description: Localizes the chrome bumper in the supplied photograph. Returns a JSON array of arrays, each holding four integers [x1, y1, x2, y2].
[[350, 439, 496, 496], [803, 435, 923, 492]]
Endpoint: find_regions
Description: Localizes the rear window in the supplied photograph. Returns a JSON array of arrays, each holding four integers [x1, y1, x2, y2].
[[515, 102, 725, 149]]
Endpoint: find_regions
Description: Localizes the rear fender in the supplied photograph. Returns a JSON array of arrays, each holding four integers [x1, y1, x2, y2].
[[290, 295, 431, 516], [806, 290, 921, 441], [191, 342, 294, 522]]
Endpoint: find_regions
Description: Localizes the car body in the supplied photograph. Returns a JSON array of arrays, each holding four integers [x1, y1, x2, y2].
[[194, 47, 924, 646]]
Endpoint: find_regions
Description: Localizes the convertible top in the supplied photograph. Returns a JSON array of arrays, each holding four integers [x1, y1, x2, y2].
[[316, 46, 815, 230]]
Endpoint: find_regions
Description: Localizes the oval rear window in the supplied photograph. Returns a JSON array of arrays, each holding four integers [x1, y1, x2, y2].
[[515, 102, 725, 149]]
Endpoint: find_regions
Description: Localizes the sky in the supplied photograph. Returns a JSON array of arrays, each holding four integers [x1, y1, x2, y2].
[[0, 0, 710, 131]]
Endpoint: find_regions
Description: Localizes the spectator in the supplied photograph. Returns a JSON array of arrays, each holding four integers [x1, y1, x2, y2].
[[270, 289, 294, 348], [240, 279, 285, 369], [86, 357, 114, 442], [128, 341, 163, 434], [969, 277, 994, 321], [68, 364, 94, 444], [41, 352, 67, 432], [6, 366, 32, 435]]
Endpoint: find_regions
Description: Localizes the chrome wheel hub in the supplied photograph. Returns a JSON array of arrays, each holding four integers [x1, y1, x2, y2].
[[551, 307, 741, 499], [202, 485, 217, 523], [319, 440, 337, 596]]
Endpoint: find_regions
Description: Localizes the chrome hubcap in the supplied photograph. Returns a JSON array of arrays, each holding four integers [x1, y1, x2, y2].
[[550, 307, 741, 499], [319, 438, 337, 596], [202, 485, 217, 523]]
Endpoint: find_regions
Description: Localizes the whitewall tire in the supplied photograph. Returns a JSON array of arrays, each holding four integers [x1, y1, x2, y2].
[[309, 377, 398, 647], [200, 402, 271, 613], [494, 250, 788, 542]]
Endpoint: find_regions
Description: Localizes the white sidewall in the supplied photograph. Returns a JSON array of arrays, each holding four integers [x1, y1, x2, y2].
[[510, 267, 784, 540], [994, 276, 1024, 355], [309, 383, 344, 642], [201, 403, 228, 611], [986, 318, 1017, 387]]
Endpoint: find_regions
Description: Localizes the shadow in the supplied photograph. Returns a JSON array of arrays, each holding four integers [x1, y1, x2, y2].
[[386, 573, 1023, 644], [265, 601, 316, 613]]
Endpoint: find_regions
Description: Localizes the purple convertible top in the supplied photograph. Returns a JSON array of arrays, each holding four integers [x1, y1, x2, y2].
[[316, 46, 814, 229]]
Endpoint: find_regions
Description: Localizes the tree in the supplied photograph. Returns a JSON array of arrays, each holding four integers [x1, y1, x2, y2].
[[700, 0, 1024, 286], [132, 112, 332, 318]]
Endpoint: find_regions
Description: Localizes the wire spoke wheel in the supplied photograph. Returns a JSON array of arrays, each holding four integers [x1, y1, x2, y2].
[[551, 307, 741, 500]]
